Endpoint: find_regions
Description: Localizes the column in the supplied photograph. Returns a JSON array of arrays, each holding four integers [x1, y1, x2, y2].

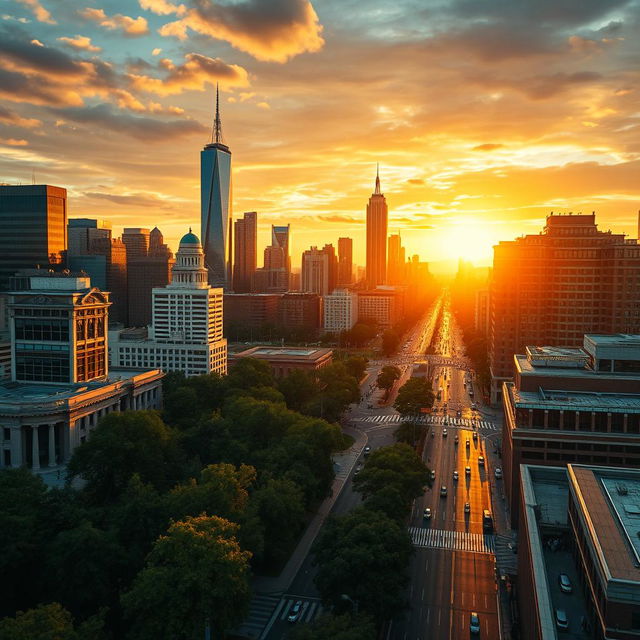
[[64, 421, 72, 463], [11, 427, 23, 467], [31, 425, 40, 471], [48, 424, 56, 467]]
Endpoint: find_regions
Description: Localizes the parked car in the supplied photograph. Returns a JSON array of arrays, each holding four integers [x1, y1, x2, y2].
[[555, 608, 569, 630], [354, 463, 363, 475], [440, 486, 447, 497], [288, 601, 303, 623], [470, 612, 480, 635], [495, 468, 503, 479], [423, 507, 432, 520], [559, 574, 573, 594]]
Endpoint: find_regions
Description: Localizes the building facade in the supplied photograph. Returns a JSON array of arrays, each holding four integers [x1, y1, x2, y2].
[[323, 289, 358, 333], [229, 346, 332, 378], [110, 231, 227, 377], [233, 211, 257, 293], [489, 213, 640, 404], [67, 218, 111, 256], [502, 334, 640, 526], [201, 88, 232, 288], [338, 237, 353, 286], [366, 168, 388, 288], [278, 293, 322, 335], [387, 233, 406, 285], [0, 185, 67, 291], [358, 287, 404, 328], [224, 293, 280, 337], [302, 247, 330, 295]]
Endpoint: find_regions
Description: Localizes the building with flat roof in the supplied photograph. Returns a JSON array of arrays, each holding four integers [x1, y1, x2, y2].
[[323, 289, 358, 333], [229, 345, 332, 378], [503, 334, 640, 527], [358, 287, 404, 328], [518, 464, 640, 640], [224, 293, 280, 338], [278, 293, 322, 336], [489, 213, 640, 405]]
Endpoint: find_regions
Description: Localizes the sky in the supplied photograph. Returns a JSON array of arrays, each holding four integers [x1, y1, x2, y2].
[[1, 0, 639, 273]]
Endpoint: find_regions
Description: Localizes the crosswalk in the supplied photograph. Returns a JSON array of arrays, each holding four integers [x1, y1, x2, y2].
[[408, 527, 495, 554], [357, 414, 498, 431], [233, 594, 281, 638], [274, 596, 324, 624]]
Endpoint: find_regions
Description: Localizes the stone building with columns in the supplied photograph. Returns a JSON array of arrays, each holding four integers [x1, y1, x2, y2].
[[0, 272, 163, 472]]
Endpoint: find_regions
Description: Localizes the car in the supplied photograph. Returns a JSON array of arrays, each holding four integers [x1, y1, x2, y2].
[[363, 446, 371, 457], [288, 601, 303, 623], [466, 439, 470, 448], [465, 466, 471, 476], [453, 470, 459, 481], [443, 429, 448, 437], [471, 403, 477, 410], [464, 502, 471, 514], [456, 410, 462, 418], [472, 432, 478, 441], [559, 573, 572, 594], [555, 608, 569, 630], [354, 463, 363, 475], [440, 486, 447, 497], [423, 507, 432, 520], [470, 612, 480, 634], [430, 470, 436, 480], [478, 456, 485, 466], [454, 435, 459, 444], [495, 468, 503, 479]]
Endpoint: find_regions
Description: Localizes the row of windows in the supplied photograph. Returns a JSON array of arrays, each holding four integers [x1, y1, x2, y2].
[[16, 343, 69, 352], [16, 354, 69, 382], [14, 308, 69, 317], [15, 319, 69, 342]]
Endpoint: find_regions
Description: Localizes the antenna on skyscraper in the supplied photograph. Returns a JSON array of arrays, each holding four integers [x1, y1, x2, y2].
[[211, 83, 223, 145], [374, 162, 381, 194]]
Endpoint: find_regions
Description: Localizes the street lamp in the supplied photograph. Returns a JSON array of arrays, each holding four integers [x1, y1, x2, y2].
[[341, 593, 359, 615]]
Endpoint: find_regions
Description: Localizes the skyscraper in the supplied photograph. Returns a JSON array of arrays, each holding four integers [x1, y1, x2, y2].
[[0, 185, 67, 290], [67, 219, 111, 256], [489, 212, 640, 404], [301, 246, 330, 295], [201, 86, 232, 288], [122, 228, 150, 259], [337, 237, 353, 286], [366, 166, 388, 287], [272, 224, 291, 283], [233, 211, 257, 293], [387, 233, 405, 285]]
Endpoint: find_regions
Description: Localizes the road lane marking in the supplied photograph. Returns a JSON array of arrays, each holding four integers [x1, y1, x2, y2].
[[408, 527, 495, 553]]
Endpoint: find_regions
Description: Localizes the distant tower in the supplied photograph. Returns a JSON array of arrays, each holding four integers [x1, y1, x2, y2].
[[233, 211, 257, 293], [201, 85, 232, 289], [366, 165, 388, 287], [337, 237, 353, 286]]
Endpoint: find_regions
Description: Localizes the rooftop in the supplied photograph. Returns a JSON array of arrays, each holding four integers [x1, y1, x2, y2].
[[568, 465, 640, 585], [507, 383, 640, 413], [232, 345, 332, 362]]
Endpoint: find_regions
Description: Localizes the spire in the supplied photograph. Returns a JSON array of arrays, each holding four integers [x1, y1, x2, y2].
[[374, 163, 381, 194], [211, 83, 223, 144]]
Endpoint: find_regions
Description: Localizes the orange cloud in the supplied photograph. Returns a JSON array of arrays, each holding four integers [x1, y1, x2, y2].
[[0, 105, 41, 128], [79, 8, 149, 37], [129, 53, 249, 96], [16, 0, 56, 24], [0, 137, 29, 146], [157, 0, 324, 63], [58, 35, 102, 52], [139, 0, 186, 16]]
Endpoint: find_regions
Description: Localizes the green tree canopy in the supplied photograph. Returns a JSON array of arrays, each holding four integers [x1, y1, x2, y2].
[[381, 329, 400, 357], [377, 365, 402, 393], [289, 612, 376, 640], [343, 356, 368, 382], [394, 421, 426, 448], [67, 411, 186, 503], [393, 377, 435, 416], [312, 508, 413, 623], [226, 357, 275, 390], [122, 515, 251, 640]]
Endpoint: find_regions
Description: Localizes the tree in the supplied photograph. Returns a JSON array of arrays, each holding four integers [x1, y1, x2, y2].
[[312, 508, 413, 623], [394, 421, 426, 448], [343, 356, 368, 382], [394, 377, 434, 417], [226, 357, 274, 390], [289, 613, 376, 640], [278, 370, 319, 412], [0, 603, 106, 640], [67, 411, 186, 503], [341, 323, 376, 348], [381, 329, 400, 357], [377, 365, 401, 400], [122, 515, 251, 640]]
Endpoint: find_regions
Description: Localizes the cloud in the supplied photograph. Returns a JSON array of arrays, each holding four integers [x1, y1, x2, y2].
[[139, 0, 186, 16], [58, 35, 102, 52], [15, 0, 55, 24], [129, 53, 249, 96], [0, 105, 41, 128], [318, 214, 362, 224], [407, 178, 424, 185], [0, 137, 29, 146], [79, 8, 149, 36], [152, 47, 162, 55], [51, 103, 206, 140], [157, 0, 324, 63], [84, 190, 175, 207], [473, 143, 504, 151]]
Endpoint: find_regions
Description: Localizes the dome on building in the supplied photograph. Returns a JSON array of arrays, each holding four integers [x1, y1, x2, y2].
[[179, 229, 201, 246]]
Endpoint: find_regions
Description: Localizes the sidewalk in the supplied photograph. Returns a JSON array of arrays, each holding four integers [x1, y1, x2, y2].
[[253, 425, 367, 595]]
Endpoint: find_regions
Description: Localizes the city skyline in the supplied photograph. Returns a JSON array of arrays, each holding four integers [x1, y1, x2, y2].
[[1, 1, 639, 270]]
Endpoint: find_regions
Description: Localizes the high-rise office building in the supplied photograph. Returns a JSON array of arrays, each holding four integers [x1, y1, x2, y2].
[[127, 229, 174, 327], [122, 228, 150, 259], [67, 219, 111, 256], [324, 289, 358, 333], [0, 185, 67, 290], [91, 237, 128, 325], [201, 87, 232, 288], [387, 233, 405, 285], [489, 213, 640, 404], [110, 231, 227, 377], [323, 243, 338, 293], [366, 167, 388, 287], [253, 224, 291, 293], [302, 246, 330, 295], [337, 237, 353, 286], [233, 211, 257, 293]]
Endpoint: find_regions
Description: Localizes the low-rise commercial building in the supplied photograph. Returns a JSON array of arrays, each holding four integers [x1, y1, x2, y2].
[[229, 346, 332, 378]]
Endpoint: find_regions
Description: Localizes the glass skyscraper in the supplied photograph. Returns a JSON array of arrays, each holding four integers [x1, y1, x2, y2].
[[201, 88, 232, 289]]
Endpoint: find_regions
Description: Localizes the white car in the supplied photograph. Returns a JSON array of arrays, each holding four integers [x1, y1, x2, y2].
[[478, 456, 485, 466], [495, 468, 502, 479], [443, 429, 448, 437], [430, 470, 436, 481], [465, 466, 471, 476], [453, 470, 459, 481], [440, 486, 447, 497], [288, 601, 302, 623], [423, 507, 432, 520]]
